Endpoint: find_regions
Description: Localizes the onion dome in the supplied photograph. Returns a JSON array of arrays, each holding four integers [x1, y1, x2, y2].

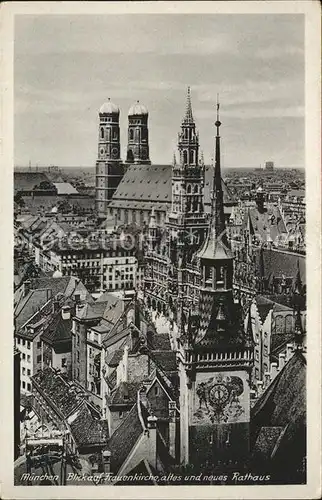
[[128, 100, 148, 116], [52, 269, 63, 278], [99, 98, 120, 115]]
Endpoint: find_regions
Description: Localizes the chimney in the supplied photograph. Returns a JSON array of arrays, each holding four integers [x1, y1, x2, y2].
[[257, 380, 263, 396], [123, 345, 129, 383], [52, 299, 60, 313], [138, 382, 150, 409], [270, 362, 278, 379], [286, 343, 294, 362], [264, 371, 271, 388], [61, 305, 71, 320], [23, 280, 31, 297], [278, 353, 286, 371], [250, 389, 257, 401], [147, 415, 158, 470], [168, 401, 177, 460], [102, 449, 111, 474]]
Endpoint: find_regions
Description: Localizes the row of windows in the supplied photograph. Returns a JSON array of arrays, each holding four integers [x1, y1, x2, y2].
[[22, 367, 31, 376], [16, 338, 31, 349], [21, 353, 31, 362], [21, 381, 31, 391]]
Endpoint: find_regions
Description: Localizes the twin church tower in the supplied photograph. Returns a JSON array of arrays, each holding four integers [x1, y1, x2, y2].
[[95, 99, 151, 218]]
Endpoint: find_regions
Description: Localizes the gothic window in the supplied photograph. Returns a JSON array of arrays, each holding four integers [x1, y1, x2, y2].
[[216, 266, 224, 285], [100, 127, 104, 139], [129, 129, 134, 141], [275, 316, 284, 334], [205, 266, 213, 285], [285, 315, 293, 333], [194, 184, 199, 194], [183, 150, 188, 164], [187, 184, 192, 194], [189, 150, 194, 164]]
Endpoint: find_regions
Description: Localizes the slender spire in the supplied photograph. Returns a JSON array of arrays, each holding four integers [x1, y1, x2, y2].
[[197, 97, 231, 260], [211, 96, 228, 248], [183, 86, 194, 123], [245, 304, 254, 347], [173, 151, 177, 166], [293, 260, 302, 294]]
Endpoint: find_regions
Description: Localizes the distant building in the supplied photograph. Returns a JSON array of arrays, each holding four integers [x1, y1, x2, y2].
[[265, 161, 274, 171]]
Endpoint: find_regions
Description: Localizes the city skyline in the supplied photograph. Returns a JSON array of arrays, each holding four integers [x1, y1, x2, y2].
[[15, 14, 304, 168]]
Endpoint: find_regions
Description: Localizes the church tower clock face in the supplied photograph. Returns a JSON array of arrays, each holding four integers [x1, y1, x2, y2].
[[209, 384, 229, 405], [192, 372, 249, 425]]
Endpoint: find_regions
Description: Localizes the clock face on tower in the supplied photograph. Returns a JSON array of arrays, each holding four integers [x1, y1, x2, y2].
[[193, 372, 248, 425]]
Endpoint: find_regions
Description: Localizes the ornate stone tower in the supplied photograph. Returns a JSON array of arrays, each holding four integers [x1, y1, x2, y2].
[[126, 101, 151, 164], [178, 102, 254, 470], [167, 87, 208, 324], [95, 99, 124, 219]]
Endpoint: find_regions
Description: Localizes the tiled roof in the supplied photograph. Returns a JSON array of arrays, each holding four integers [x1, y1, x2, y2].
[[109, 164, 236, 210], [75, 301, 109, 321], [151, 351, 177, 374], [69, 404, 108, 447], [252, 351, 306, 437], [251, 351, 306, 477], [255, 248, 306, 284], [15, 289, 52, 331], [255, 296, 274, 324], [248, 205, 287, 241], [148, 332, 171, 351], [52, 182, 79, 195], [14, 172, 53, 192], [31, 367, 82, 418], [29, 276, 75, 298], [41, 312, 72, 345], [108, 402, 147, 473], [252, 426, 285, 461], [270, 333, 295, 356], [92, 318, 113, 334], [105, 348, 124, 367], [109, 382, 141, 406], [20, 195, 95, 215]]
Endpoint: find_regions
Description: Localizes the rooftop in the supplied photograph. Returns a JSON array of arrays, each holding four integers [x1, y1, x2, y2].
[[31, 367, 83, 418]]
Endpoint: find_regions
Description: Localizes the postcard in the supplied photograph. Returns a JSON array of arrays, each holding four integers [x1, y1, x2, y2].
[[0, 1, 321, 499]]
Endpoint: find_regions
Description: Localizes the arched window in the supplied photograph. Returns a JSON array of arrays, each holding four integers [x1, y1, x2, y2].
[[187, 184, 192, 194], [189, 150, 194, 164], [100, 127, 104, 139], [129, 129, 134, 141], [194, 184, 199, 194], [183, 150, 188, 164]]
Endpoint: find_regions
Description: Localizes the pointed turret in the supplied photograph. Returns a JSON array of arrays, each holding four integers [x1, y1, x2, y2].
[[294, 307, 304, 351], [197, 99, 232, 261], [293, 260, 302, 295], [183, 86, 194, 124]]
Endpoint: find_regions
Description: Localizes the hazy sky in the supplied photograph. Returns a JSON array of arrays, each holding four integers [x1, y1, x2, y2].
[[14, 14, 304, 168]]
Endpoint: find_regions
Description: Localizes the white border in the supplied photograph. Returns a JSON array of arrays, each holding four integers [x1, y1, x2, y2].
[[1, 2, 321, 499]]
